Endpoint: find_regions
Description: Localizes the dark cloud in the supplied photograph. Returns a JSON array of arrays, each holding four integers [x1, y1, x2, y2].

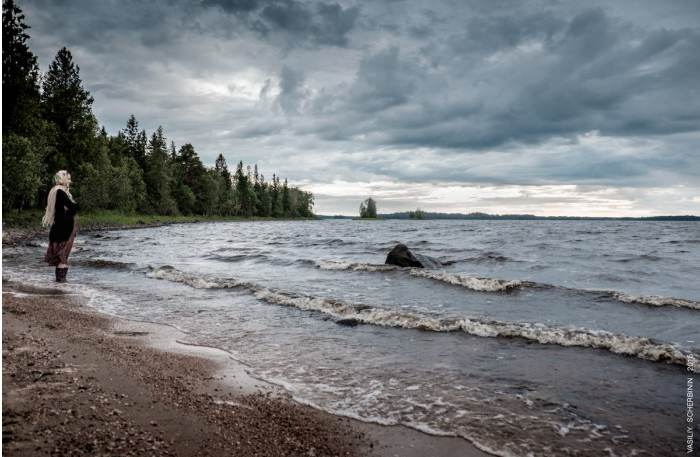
[[16, 0, 700, 215], [291, 4, 700, 155], [275, 66, 311, 114], [200, 0, 359, 46], [201, 0, 261, 14]]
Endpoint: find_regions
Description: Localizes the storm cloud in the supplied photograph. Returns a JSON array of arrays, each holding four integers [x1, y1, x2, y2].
[[19, 0, 700, 215]]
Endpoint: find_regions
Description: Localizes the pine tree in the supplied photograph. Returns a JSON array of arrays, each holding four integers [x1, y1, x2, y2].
[[144, 128, 177, 215], [360, 198, 377, 218], [122, 115, 147, 167], [234, 161, 257, 217], [366, 198, 377, 218], [2, 0, 41, 136], [282, 178, 291, 216], [41, 47, 98, 173], [214, 154, 232, 190]]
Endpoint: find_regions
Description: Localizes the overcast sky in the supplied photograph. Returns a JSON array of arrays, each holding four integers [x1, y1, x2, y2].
[[20, 0, 700, 216]]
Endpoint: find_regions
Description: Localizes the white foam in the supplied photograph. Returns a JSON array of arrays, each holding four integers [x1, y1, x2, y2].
[[146, 266, 696, 366], [612, 292, 700, 310], [410, 270, 524, 292], [146, 266, 240, 289], [314, 260, 398, 272], [315, 260, 525, 292], [256, 287, 695, 365]]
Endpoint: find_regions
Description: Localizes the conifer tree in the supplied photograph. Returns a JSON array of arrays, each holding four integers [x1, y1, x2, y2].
[[214, 154, 232, 190], [122, 115, 147, 167], [41, 47, 98, 173], [360, 198, 377, 218], [282, 178, 291, 216], [3, 0, 41, 136], [234, 161, 257, 217], [144, 127, 177, 215]]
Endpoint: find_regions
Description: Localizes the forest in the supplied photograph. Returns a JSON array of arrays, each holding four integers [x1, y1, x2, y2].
[[2, 0, 314, 219]]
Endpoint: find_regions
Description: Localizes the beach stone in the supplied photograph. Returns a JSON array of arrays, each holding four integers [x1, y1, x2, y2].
[[385, 244, 441, 269]]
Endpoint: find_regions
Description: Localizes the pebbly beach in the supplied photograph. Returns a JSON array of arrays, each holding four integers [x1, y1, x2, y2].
[[2, 227, 490, 457], [4, 219, 697, 456]]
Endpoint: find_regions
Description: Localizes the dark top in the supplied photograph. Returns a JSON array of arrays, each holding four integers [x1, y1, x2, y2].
[[48, 189, 80, 242]]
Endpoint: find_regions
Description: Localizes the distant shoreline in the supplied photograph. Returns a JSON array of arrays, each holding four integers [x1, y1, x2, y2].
[[318, 212, 700, 221]]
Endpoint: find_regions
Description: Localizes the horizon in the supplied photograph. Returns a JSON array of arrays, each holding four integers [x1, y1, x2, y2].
[[19, 0, 700, 217], [316, 210, 700, 219]]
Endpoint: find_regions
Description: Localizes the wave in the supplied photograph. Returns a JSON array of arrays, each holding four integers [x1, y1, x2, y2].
[[146, 266, 247, 290], [409, 270, 526, 292], [610, 292, 700, 310], [314, 260, 399, 272], [208, 253, 271, 264], [611, 254, 664, 263], [145, 266, 696, 366], [314, 260, 526, 292], [312, 260, 699, 309]]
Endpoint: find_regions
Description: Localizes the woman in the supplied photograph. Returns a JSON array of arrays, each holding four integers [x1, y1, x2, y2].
[[42, 170, 80, 282]]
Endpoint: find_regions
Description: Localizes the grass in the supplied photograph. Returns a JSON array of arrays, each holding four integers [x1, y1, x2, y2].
[[2, 209, 316, 230]]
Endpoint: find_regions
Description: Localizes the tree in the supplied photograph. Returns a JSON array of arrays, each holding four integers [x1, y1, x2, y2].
[[214, 154, 232, 190], [359, 197, 377, 218], [2, 0, 41, 136], [144, 128, 177, 215], [271, 174, 284, 217], [76, 136, 112, 211], [282, 178, 291, 216], [234, 161, 258, 217], [122, 115, 147, 168], [409, 207, 427, 220], [41, 47, 98, 173], [1, 132, 45, 210]]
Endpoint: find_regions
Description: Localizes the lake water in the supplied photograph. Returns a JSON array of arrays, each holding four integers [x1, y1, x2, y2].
[[3, 219, 699, 456]]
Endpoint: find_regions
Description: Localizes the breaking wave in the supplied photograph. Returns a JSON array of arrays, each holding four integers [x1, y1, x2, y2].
[[314, 260, 525, 292], [146, 266, 695, 366], [314, 260, 700, 308], [610, 292, 700, 310], [409, 270, 526, 292], [314, 260, 398, 272]]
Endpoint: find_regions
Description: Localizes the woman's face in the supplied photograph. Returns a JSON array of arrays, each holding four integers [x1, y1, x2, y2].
[[65, 173, 72, 187]]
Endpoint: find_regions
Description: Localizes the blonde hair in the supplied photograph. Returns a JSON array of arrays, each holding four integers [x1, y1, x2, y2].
[[41, 170, 75, 227]]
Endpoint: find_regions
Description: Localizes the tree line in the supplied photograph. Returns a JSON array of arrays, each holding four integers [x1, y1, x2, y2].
[[2, 0, 314, 218]]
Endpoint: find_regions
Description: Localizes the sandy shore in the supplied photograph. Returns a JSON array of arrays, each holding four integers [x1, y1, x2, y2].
[[2, 277, 490, 457]]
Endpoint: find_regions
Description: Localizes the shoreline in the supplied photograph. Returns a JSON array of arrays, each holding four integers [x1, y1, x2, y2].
[[2, 279, 490, 456]]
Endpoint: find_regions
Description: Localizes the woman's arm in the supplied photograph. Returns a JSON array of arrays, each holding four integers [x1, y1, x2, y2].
[[56, 189, 81, 214]]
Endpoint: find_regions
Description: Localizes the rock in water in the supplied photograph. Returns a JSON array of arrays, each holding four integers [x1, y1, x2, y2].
[[336, 318, 360, 327], [385, 243, 440, 269]]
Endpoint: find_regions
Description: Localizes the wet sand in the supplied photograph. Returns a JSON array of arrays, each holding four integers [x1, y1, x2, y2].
[[2, 279, 490, 456]]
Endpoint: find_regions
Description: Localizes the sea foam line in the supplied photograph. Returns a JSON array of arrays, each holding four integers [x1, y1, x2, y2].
[[146, 266, 695, 366], [611, 292, 700, 310], [314, 260, 523, 292], [314, 260, 398, 272], [315, 261, 699, 308], [409, 270, 524, 292]]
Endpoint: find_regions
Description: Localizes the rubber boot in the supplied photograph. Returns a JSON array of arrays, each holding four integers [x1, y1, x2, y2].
[[56, 267, 68, 283]]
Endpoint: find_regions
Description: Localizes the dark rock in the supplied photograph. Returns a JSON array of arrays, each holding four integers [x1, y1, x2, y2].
[[335, 318, 360, 327], [385, 243, 441, 269]]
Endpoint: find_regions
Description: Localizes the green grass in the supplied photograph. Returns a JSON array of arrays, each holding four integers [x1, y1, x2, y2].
[[2, 209, 316, 230], [2, 208, 45, 229]]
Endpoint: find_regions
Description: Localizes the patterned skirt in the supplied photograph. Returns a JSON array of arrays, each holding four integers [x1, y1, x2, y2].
[[45, 222, 78, 266]]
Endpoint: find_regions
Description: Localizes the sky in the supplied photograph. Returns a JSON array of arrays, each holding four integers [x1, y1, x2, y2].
[[19, 0, 700, 216]]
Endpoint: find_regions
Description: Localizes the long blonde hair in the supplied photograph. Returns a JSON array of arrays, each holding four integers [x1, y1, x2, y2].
[[41, 171, 75, 227]]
